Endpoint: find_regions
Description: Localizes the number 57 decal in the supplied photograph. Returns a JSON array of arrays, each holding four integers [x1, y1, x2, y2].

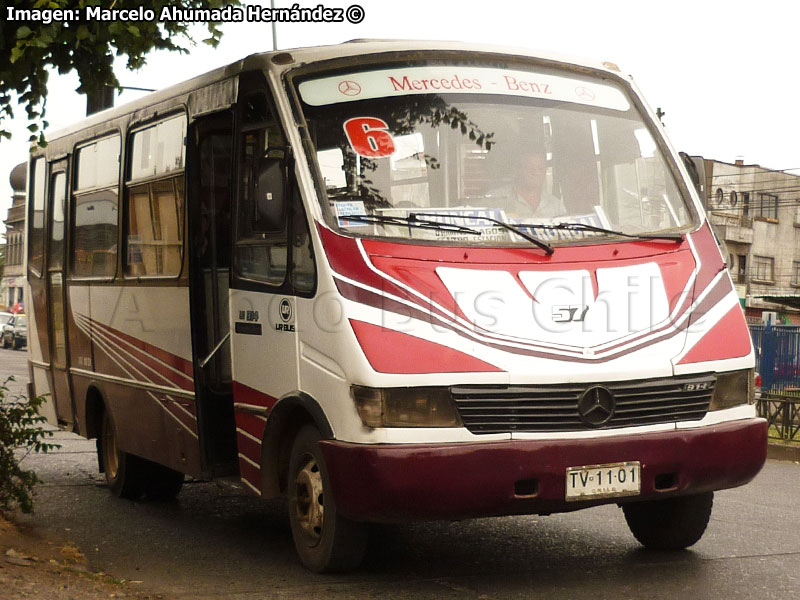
[[552, 305, 590, 323], [344, 117, 396, 158]]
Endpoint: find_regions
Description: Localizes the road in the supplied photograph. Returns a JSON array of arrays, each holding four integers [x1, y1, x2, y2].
[[2, 346, 800, 599]]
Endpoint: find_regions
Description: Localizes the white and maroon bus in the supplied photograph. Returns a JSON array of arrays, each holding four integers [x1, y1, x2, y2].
[[25, 41, 766, 572]]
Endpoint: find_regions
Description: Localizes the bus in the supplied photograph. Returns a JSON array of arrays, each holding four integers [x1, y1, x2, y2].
[[25, 40, 767, 572]]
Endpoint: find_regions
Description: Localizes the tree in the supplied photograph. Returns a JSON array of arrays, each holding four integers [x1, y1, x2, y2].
[[1, 0, 239, 145]]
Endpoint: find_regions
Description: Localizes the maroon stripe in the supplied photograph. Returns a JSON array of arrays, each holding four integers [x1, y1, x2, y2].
[[335, 277, 584, 355], [596, 273, 730, 354], [234, 411, 267, 442], [85, 316, 194, 379], [236, 431, 262, 463], [233, 381, 278, 411], [318, 224, 471, 326], [153, 394, 197, 434], [337, 274, 731, 364], [80, 315, 194, 392], [690, 223, 726, 293], [336, 278, 592, 363], [77, 313, 192, 393], [239, 460, 262, 494]]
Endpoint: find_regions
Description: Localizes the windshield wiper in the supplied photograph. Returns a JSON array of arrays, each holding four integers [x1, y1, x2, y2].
[[520, 221, 684, 243], [410, 212, 554, 255], [342, 213, 482, 236]]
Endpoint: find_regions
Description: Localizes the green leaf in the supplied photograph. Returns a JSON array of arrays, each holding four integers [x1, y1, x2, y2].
[[76, 26, 89, 41], [10, 46, 25, 64], [16, 26, 33, 40]]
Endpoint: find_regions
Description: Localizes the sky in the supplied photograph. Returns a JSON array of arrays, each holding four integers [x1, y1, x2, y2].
[[3, 0, 800, 237]]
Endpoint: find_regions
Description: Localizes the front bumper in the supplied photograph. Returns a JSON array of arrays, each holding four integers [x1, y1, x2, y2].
[[319, 417, 767, 522]]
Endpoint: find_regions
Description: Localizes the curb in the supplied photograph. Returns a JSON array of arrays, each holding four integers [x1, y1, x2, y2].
[[767, 443, 800, 462]]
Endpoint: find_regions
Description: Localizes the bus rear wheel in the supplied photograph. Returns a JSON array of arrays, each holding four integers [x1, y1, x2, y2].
[[99, 409, 184, 500], [622, 492, 713, 550], [100, 409, 145, 500], [287, 425, 368, 573], [144, 462, 184, 500]]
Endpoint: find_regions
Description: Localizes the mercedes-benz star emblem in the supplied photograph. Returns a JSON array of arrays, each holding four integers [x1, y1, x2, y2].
[[574, 86, 596, 101], [577, 386, 616, 427], [338, 80, 362, 96]]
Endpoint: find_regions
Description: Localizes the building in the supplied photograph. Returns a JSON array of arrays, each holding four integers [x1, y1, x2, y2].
[[1, 162, 26, 312], [695, 157, 800, 324]]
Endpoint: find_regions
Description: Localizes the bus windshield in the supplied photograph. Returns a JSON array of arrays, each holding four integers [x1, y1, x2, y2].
[[296, 61, 697, 245]]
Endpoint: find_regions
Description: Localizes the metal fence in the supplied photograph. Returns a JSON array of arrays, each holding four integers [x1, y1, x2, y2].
[[749, 323, 800, 442]]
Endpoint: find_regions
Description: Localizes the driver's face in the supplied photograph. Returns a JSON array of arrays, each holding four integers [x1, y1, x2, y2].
[[518, 153, 547, 188]]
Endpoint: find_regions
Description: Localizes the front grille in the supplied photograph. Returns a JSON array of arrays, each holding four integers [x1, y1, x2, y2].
[[452, 374, 715, 434]]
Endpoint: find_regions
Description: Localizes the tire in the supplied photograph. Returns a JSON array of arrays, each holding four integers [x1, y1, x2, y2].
[[99, 409, 184, 500], [622, 492, 714, 550], [143, 462, 184, 500], [2, 333, 10, 349], [287, 425, 368, 573], [99, 409, 146, 500], [12, 336, 21, 350]]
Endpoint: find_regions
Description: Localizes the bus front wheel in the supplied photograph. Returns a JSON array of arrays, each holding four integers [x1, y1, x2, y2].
[[287, 425, 368, 572], [622, 492, 713, 550]]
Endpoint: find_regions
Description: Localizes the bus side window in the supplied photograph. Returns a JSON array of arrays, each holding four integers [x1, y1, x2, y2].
[[47, 171, 67, 270], [72, 135, 120, 279], [124, 115, 186, 278], [234, 94, 289, 286], [28, 157, 46, 277]]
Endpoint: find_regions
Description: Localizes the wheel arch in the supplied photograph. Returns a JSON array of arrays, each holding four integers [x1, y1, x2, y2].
[[84, 384, 107, 440], [82, 384, 107, 472], [259, 391, 333, 498]]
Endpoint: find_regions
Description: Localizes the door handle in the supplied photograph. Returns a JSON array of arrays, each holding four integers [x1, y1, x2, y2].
[[198, 332, 230, 369]]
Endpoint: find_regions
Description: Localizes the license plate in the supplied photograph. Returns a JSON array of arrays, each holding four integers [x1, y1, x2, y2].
[[565, 461, 641, 501]]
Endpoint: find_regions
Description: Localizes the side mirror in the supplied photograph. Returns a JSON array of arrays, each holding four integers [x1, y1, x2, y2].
[[679, 152, 703, 198], [253, 157, 286, 232]]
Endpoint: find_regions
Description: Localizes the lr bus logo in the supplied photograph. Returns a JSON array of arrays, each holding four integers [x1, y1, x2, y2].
[[276, 298, 295, 332], [280, 299, 293, 323]]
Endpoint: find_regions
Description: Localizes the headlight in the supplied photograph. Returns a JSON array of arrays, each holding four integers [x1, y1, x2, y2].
[[351, 386, 462, 428], [709, 369, 754, 411]]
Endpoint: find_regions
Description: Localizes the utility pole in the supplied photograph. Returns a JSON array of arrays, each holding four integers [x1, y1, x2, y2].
[[271, 0, 278, 50]]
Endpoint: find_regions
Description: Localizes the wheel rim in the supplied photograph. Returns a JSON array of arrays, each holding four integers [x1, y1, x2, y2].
[[293, 453, 324, 544], [103, 415, 119, 480]]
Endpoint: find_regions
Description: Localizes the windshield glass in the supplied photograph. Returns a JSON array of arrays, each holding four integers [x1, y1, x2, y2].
[[295, 61, 697, 245]]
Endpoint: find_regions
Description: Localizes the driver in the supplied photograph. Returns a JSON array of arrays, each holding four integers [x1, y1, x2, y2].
[[487, 126, 566, 219]]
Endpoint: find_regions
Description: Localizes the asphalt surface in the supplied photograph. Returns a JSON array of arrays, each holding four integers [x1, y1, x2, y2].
[[2, 346, 800, 599]]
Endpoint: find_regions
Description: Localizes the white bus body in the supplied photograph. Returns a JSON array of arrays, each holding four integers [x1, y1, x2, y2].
[[25, 41, 766, 572]]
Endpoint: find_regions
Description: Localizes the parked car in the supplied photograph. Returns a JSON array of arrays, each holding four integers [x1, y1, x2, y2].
[[1, 313, 15, 347], [2, 314, 26, 349]]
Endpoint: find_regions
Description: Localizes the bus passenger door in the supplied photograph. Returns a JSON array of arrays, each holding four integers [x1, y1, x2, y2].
[[187, 110, 238, 475], [46, 160, 75, 425]]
